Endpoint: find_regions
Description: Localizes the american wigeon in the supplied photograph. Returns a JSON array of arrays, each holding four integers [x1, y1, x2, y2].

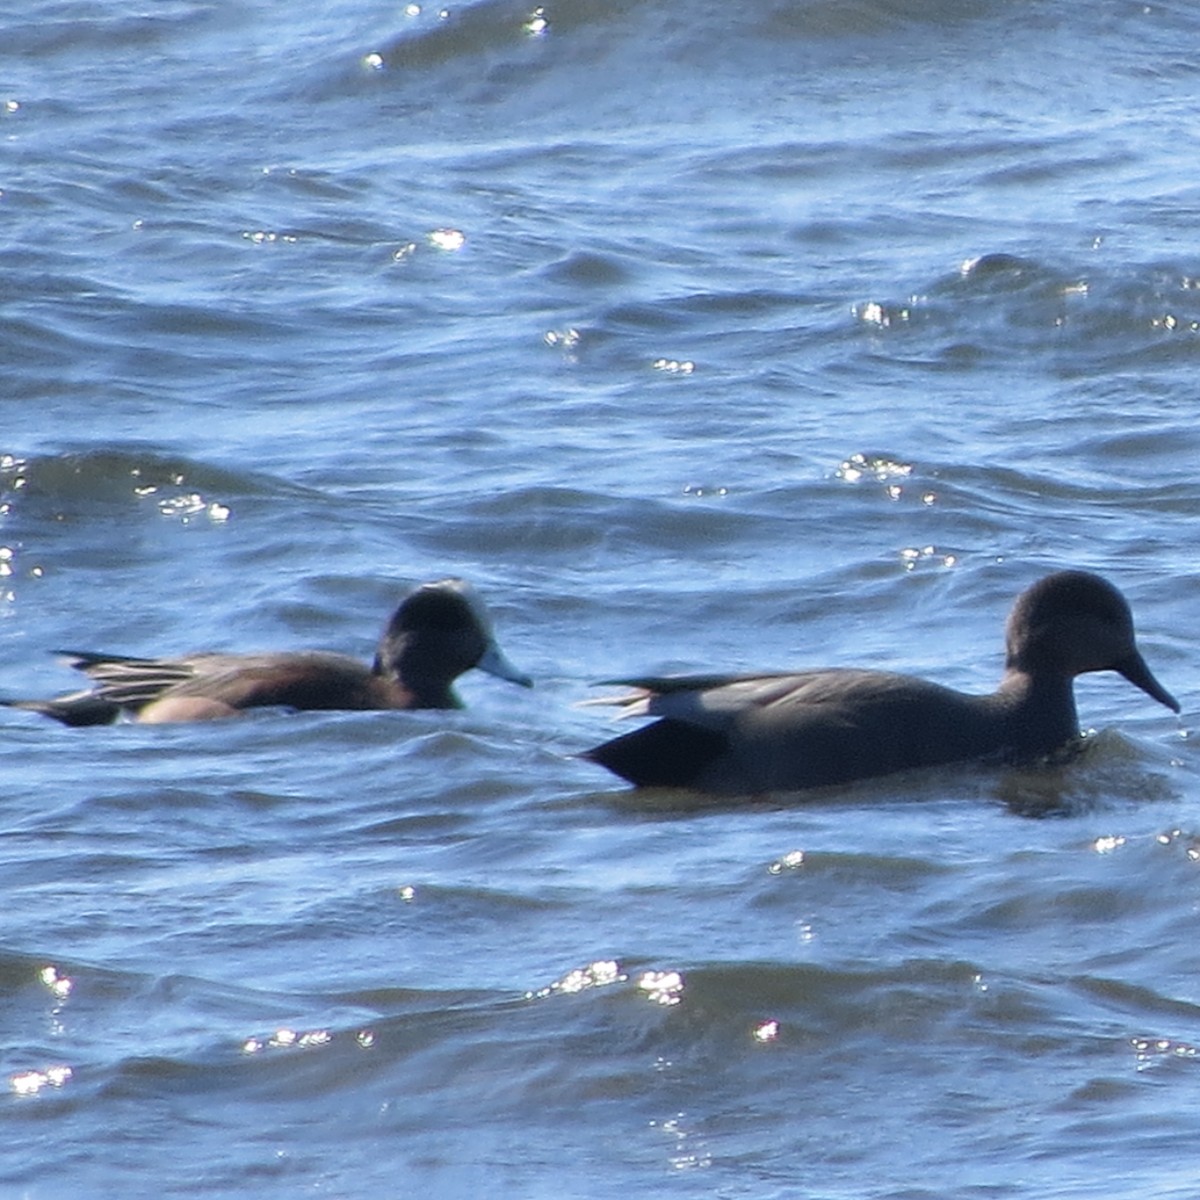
[[584, 571, 1178, 794], [4, 578, 532, 725]]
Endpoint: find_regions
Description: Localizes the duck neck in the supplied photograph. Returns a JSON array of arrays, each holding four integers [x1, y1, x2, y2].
[[374, 646, 459, 709], [995, 667, 1080, 755]]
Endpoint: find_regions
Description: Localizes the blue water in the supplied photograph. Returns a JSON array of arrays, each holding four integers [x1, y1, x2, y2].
[[4, 1, 1200, 1196]]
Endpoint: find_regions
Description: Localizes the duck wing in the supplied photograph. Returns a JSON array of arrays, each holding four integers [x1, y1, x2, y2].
[[0, 650, 203, 724], [592, 670, 870, 731], [61, 649, 379, 713], [59, 650, 202, 707]]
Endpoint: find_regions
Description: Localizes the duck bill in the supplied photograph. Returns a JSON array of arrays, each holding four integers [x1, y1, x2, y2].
[[1117, 652, 1179, 713], [477, 641, 533, 688]]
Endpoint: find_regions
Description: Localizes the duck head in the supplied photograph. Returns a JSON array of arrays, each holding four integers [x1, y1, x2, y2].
[[374, 579, 533, 691], [1004, 571, 1178, 712]]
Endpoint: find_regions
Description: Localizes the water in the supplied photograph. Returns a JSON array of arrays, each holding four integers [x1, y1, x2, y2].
[[3, 1, 1200, 1195]]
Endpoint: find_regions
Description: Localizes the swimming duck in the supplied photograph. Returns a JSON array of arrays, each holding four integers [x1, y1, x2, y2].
[[583, 571, 1178, 794], [3, 577, 532, 725]]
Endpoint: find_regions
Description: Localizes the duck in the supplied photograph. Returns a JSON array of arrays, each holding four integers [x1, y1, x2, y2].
[[583, 570, 1178, 794], [3, 577, 532, 726]]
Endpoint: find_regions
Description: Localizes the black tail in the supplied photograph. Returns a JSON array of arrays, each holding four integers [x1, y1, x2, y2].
[[1, 695, 122, 727], [583, 718, 727, 788]]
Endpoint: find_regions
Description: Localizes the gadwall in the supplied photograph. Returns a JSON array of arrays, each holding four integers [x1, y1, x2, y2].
[[4, 578, 532, 725], [584, 571, 1178, 794]]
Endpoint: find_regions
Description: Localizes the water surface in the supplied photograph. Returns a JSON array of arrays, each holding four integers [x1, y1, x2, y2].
[[3, 2, 1200, 1196]]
